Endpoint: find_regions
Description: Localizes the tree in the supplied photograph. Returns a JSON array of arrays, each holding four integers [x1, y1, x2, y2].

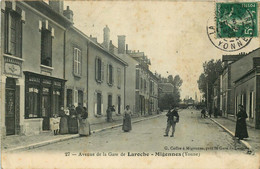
[[159, 74, 183, 110], [197, 59, 223, 107]]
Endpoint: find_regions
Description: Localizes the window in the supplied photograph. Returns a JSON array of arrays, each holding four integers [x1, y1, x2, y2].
[[78, 90, 83, 106], [140, 78, 143, 90], [97, 93, 102, 115], [4, 7, 22, 57], [107, 64, 113, 85], [73, 48, 82, 76], [95, 58, 104, 82], [67, 89, 72, 107], [117, 68, 121, 88], [41, 29, 52, 66], [28, 87, 40, 118], [108, 94, 112, 108], [136, 69, 140, 89], [249, 92, 254, 118]]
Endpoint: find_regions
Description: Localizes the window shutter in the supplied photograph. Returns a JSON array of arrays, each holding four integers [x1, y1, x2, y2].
[[101, 61, 104, 82], [7, 13, 12, 54], [16, 18, 22, 58], [79, 50, 82, 75], [112, 66, 114, 85], [39, 20, 42, 31], [95, 58, 98, 81], [107, 64, 109, 84], [21, 10, 25, 22], [73, 48, 76, 74]]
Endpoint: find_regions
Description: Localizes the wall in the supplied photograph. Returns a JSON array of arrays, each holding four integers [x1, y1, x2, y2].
[[87, 44, 125, 122], [64, 27, 88, 108]]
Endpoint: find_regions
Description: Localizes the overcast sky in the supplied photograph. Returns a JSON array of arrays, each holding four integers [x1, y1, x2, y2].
[[64, 1, 259, 100]]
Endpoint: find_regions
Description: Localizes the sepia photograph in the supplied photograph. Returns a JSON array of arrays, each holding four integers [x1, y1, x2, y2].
[[0, 0, 259, 168]]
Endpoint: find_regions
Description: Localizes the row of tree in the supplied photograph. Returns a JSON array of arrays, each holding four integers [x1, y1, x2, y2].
[[158, 74, 183, 110], [197, 59, 223, 108]]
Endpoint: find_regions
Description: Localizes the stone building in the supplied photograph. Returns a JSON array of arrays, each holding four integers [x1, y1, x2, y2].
[[87, 28, 127, 122], [220, 53, 245, 118], [233, 48, 260, 128], [1, 1, 72, 135], [129, 51, 159, 116]]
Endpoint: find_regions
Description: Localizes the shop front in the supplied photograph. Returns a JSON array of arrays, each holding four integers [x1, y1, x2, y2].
[[23, 71, 65, 135]]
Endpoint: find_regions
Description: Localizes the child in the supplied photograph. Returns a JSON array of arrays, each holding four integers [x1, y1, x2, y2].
[[52, 114, 60, 135]]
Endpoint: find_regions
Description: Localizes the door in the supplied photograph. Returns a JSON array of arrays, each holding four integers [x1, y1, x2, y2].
[[42, 88, 51, 130], [97, 93, 102, 115], [118, 96, 121, 114], [5, 78, 16, 135]]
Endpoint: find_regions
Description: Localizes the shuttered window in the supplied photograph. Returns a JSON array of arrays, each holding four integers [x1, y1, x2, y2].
[[4, 8, 22, 57], [95, 57, 103, 83], [107, 64, 113, 86], [73, 48, 82, 76], [41, 29, 52, 66]]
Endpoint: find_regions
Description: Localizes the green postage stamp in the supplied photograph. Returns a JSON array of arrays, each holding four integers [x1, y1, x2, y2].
[[216, 2, 258, 38]]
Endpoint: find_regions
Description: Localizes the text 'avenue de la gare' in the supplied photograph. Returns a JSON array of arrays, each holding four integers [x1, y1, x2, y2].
[[73, 152, 200, 157]]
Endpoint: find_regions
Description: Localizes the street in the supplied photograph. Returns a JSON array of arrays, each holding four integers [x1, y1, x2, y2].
[[24, 108, 246, 154]]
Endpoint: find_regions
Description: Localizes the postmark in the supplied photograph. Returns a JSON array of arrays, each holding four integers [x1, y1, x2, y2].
[[207, 2, 258, 52]]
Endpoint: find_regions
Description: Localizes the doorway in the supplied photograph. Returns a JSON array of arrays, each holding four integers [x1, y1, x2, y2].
[[42, 88, 51, 130], [5, 78, 16, 135], [118, 96, 121, 114]]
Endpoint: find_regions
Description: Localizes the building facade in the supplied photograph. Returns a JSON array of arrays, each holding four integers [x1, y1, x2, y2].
[[1, 1, 72, 136], [87, 35, 127, 122], [233, 48, 260, 128]]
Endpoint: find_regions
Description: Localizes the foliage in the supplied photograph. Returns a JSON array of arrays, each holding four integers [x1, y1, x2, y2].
[[159, 74, 183, 110], [197, 59, 223, 105]]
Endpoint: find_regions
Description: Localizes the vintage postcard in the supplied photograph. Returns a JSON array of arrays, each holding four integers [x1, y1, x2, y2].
[[1, 0, 259, 168]]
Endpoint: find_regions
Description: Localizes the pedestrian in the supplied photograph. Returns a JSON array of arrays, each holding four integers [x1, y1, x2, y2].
[[52, 114, 60, 135], [208, 108, 212, 118], [78, 107, 91, 136], [68, 105, 78, 134], [59, 106, 69, 134], [106, 106, 112, 122], [110, 105, 115, 121], [122, 105, 132, 132], [164, 105, 179, 137], [201, 108, 206, 118], [76, 103, 84, 119], [235, 105, 249, 140]]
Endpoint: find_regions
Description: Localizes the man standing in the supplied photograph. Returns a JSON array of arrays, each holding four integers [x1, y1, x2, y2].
[[164, 105, 179, 137]]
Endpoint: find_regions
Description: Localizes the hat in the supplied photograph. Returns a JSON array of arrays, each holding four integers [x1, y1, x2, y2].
[[238, 104, 244, 108]]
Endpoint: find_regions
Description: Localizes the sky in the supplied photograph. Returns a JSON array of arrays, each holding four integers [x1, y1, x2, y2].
[[64, 1, 259, 100]]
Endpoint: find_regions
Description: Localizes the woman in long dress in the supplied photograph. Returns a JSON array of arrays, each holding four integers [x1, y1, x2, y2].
[[59, 106, 69, 134], [235, 105, 249, 140], [68, 105, 78, 134], [122, 105, 132, 132], [79, 107, 91, 136]]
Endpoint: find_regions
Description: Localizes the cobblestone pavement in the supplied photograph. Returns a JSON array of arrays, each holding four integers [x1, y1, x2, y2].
[[24, 109, 246, 154]]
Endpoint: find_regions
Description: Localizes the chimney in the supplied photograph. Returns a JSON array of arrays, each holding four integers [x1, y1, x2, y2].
[[49, 0, 64, 14], [103, 25, 110, 49], [118, 35, 125, 54], [126, 44, 128, 54], [109, 40, 114, 53], [63, 6, 73, 22]]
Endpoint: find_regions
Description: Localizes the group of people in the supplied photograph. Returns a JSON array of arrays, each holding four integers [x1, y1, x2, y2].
[[52, 103, 91, 137]]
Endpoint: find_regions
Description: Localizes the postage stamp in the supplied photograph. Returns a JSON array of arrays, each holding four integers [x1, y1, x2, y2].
[[216, 2, 258, 38]]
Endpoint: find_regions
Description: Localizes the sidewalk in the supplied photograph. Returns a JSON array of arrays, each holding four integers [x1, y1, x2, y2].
[[210, 116, 260, 152], [1, 113, 164, 153]]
